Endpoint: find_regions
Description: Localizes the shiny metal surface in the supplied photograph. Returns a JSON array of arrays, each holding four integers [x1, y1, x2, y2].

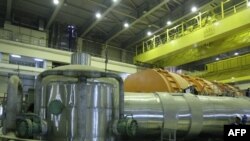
[[71, 52, 91, 65], [0, 104, 3, 120], [34, 66, 250, 141], [35, 65, 124, 118], [37, 81, 114, 141], [35, 65, 124, 141], [3, 75, 23, 134], [124, 93, 250, 140]]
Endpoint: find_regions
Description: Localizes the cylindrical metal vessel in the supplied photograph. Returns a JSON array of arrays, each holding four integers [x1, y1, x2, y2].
[[35, 65, 123, 141], [124, 93, 250, 140], [40, 81, 114, 141], [36, 82, 113, 141], [71, 52, 91, 65]]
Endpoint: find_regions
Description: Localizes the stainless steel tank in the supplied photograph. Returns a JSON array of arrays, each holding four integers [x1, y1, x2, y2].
[[124, 92, 250, 140], [41, 81, 114, 141], [35, 65, 124, 141]]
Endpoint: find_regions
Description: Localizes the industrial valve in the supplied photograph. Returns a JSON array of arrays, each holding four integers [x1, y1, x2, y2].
[[16, 113, 47, 138], [113, 116, 138, 137]]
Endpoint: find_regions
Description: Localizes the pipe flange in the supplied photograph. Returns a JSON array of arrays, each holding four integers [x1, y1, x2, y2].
[[48, 100, 64, 115]]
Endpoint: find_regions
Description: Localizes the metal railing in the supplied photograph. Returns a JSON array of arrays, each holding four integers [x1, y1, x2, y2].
[[0, 28, 134, 64], [136, 0, 249, 55], [0, 28, 47, 47]]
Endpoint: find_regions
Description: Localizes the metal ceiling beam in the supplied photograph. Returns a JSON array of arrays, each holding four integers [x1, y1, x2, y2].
[[165, 3, 171, 11], [124, 0, 213, 49], [80, 1, 120, 37], [105, 0, 170, 43], [119, 3, 135, 11], [159, 7, 169, 12], [66, 3, 92, 14], [173, 0, 182, 5], [6, 0, 12, 20], [148, 13, 159, 20], [87, 0, 107, 8], [87, 0, 159, 29], [128, 0, 137, 9], [127, 29, 135, 36], [110, 12, 122, 22], [46, 0, 65, 30], [168, 2, 176, 7], [112, 10, 160, 29], [88, 0, 134, 18], [95, 26, 108, 35]]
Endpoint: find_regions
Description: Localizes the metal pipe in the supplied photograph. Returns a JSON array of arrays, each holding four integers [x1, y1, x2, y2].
[[71, 52, 91, 65], [124, 92, 250, 140], [2, 75, 23, 134], [0, 104, 3, 120], [34, 65, 124, 140], [35, 65, 124, 118]]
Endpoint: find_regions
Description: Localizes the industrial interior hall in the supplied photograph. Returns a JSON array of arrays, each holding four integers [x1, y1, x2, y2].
[[0, 0, 250, 141]]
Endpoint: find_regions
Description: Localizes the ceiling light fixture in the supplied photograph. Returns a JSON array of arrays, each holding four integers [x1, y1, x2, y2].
[[11, 54, 21, 58], [191, 6, 197, 12], [53, 0, 59, 5], [95, 12, 101, 19], [147, 31, 152, 36], [34, 58, 44, 62], [124, 22, 129, 28], [167, 21, 172, 26], [234, 52, 239, 56], [215, 57, 220, 61]]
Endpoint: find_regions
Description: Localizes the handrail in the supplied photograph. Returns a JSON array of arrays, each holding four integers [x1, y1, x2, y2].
[[136, 0, 248, 56], [0, 28, 47, 47], [0, 28, 133, 63]]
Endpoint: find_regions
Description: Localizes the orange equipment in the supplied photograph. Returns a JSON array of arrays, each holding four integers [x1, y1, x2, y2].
[[124, 68, 242, 96]]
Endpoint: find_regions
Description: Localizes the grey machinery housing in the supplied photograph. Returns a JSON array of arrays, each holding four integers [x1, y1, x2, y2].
[[0, 54, 250, 141], [35, 65, 250, 141]]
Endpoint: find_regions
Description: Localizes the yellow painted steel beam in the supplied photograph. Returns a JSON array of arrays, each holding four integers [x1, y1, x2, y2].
[[219, 76, 250, 83], [200, 67, 250, 83], [134, 8, 250, 64], [191, 53, 250, 83], [158, 28, 250, 66], [206, 52, 250, 72]]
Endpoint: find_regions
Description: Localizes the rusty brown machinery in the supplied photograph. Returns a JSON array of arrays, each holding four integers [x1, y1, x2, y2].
[[124, 68, 242, 96]]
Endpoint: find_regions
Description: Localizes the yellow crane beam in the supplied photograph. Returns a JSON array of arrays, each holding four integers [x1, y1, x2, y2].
[[200, 67, 250, 83], [134, 8, 250, 65], [157, 28, 250, 66], [192, 53, 250, 83]]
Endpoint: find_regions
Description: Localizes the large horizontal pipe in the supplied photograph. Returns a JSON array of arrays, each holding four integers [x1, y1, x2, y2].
[[124, 93, 250, 140]]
